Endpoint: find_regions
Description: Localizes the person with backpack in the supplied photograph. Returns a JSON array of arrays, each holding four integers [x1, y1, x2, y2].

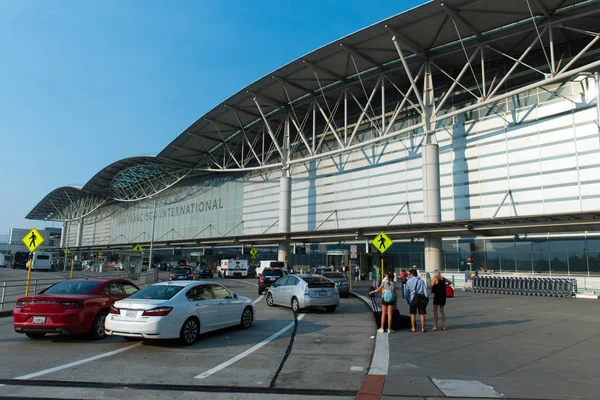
[[404, 269, 429, 332], [369, 272, 398, 334]]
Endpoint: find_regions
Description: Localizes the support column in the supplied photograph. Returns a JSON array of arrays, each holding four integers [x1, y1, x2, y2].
[[278, 115, 292, 264], [75, 218, 84, 248], [60, 223, 66, 248], [422, 62, 443, 273]]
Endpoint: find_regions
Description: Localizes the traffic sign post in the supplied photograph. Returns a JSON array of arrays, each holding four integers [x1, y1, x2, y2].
[[22, 228, 44, 296], [349, 245, 358, 290], [371, 232, 394, 286]]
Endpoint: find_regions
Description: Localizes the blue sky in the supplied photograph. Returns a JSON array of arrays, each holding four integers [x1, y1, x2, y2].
[[0, 0, 422, 235]]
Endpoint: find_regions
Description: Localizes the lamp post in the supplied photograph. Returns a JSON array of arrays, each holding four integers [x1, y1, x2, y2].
[[148, 198, 157, 270]]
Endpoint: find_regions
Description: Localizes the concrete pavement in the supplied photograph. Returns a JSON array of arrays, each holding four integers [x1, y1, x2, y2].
[[351, 279, 600, 399]]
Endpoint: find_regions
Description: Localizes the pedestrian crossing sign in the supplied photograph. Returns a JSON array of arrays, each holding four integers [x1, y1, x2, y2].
[[22, 228, 44, 253], [133, 244, 143, 252], [249, 247, 258, 258], [371, 231, 393, 254]]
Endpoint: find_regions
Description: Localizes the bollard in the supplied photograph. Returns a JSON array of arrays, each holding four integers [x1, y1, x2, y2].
[[33, 280, 38, 295], [0, 281, 5, 310]]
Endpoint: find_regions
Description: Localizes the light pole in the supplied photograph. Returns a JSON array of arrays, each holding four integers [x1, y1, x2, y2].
[[148, 198, 157, 270]]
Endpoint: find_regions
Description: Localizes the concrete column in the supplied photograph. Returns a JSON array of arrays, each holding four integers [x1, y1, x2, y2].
[[278, 115, 292, 264], [60, 223, 66, 248], [75, 218, 83, 247]]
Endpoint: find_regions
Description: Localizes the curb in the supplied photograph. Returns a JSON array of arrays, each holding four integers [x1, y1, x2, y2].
[[350, 290, 387, 400]]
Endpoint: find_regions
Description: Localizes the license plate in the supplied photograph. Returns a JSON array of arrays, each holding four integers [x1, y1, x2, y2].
[[268, 277, 275, 281], [32, 316, 46, 324], [319, 291, 327, 297], [126, 310, 137, 318]]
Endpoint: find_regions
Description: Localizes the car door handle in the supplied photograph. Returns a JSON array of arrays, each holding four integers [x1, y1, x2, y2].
[[195, 303, 203, 307]]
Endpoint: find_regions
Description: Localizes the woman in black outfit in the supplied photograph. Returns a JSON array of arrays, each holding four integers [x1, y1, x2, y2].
[[431, 270, 453, 331]]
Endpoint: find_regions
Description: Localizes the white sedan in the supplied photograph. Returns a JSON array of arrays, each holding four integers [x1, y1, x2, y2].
[[105, 281, 255, 345]]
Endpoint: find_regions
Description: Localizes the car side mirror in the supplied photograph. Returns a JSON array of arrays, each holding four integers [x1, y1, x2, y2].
[[272, 283, 277, 288], [233, 293, 238, 299]]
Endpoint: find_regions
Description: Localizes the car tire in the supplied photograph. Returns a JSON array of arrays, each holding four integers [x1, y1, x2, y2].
[[266, 293, 275, 307], [240, 307, 253, 329], [179, 317, 199, 346], [90, 311, 108, 340], [325, 306, 337, 313], [25, 332, 46, 339], [291, 297, 301, 313]]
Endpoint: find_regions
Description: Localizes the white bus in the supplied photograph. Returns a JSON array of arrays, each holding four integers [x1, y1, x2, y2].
[[31, 252, 53, 271]]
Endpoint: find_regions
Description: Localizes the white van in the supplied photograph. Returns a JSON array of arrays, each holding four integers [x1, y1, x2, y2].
[[256, 260, 286, 276], [0, 253, 6, 268], [218, 259, 249, 278], [31, 252, 53, 271]]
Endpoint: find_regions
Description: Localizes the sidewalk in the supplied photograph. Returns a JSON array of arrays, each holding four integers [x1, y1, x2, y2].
[[352, 280, 600, 399]]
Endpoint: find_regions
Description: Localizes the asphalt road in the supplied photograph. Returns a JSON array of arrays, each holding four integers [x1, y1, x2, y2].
[[0, 276, 374, 399]]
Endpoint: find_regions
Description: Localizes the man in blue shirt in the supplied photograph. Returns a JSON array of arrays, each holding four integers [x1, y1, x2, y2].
[[404, 269, 429, 332]]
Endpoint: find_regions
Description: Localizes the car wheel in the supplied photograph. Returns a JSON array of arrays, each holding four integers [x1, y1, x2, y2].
[[325, 306, 337, 313], [90, 311, 108, 340], [179, 317, 199, 346], [266, 293, 275, 307], [240, 307, 253, 329], [291, 297, 301, 313], [25, 332, 46, 339]]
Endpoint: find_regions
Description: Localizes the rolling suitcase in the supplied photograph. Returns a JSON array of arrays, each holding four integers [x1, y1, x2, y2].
[[370, 295, 411, 330]]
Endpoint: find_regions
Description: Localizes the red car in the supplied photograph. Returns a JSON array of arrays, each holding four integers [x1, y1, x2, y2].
[[13, 278, 139, 340]]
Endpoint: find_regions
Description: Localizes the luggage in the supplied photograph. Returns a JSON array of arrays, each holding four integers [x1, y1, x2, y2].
[[446, 285, 455, 298], [370, 295, 411, 330]]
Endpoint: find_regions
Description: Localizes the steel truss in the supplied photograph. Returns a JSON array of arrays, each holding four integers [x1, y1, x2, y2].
[[110, 163, 191, 202], [191, 5, 600, 173], [48, 191, 106, 222]]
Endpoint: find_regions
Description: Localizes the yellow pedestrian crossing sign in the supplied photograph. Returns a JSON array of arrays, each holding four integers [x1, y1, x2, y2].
[[98, 251, 103, 257], [371, 231, 393, 254], [249, 247, 258, 258], [22, 228, 44, 253], [133, 244, 143, 252]]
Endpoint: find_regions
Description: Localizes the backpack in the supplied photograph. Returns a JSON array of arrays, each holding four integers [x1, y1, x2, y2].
[[383, 283, 395, 302]]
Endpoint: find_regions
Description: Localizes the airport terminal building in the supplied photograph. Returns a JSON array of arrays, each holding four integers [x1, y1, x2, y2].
[[26, 0, 600, 276]]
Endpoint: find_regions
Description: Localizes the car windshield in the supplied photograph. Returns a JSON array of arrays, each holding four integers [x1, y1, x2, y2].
[[172, 268, 191, 274], [128, 285, 184, 300], [303, 276, 330, 283], [43, 280, 100, 295], [322, 272, 345, 279]]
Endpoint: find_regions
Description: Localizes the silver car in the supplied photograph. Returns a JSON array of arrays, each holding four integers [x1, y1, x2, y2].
[[266, 274, 340, 313]]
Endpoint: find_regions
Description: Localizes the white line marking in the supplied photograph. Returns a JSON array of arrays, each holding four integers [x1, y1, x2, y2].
[[195, 313, 305, 379], [253, 295, 264, 304], [351, 366, 364, 371], [13, 343, 142, 381], [432, 378, 504, 398], [236, 279, 258, 287], [369, 331, 389, 375]]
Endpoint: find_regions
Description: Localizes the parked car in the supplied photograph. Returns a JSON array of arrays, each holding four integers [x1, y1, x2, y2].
[[266, 274, 339, 313], [170, 268, 194, 281], [105, 281, 255, 345], [13, 278, 140, 340], [321, 272, 350, 298], [258, 268, 285, 295], [312, 266, 334, 275]]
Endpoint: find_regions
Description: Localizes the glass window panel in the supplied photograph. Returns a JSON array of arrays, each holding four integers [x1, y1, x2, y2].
[[486, 239, 514, 251], [547, 238, 585, 252], [549, 252, 568, 274], [586, 237, 600, 251], [588, 251, 600, 274], [533, 249, 549, 273], [499, 251, 516, 273], [445, 252, 458, 272], [515, 252, 532, 274], [568, 252, 588, 275], [486, 251, 500, 271]]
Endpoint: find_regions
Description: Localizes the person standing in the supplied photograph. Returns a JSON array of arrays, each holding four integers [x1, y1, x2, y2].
[[404, 269, 429, 332], [369, 272, 398, 333], [431, 270, 453, 331], [372, 263, 381, 287], [354, 264, 360, 283]]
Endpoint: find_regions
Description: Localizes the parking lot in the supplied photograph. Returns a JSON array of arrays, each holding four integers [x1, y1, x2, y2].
[[0, 269, 373, 399]]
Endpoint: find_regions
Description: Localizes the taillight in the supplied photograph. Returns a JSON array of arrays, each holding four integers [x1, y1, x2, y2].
[[109, 305, 120, 314], [60, 301, 83, 309], [259, 276, 264, 282], [304, 285, 309, 295], [142, 306, 173, 316], [189, 274, 194, 278], [169, 274, 173, 278], [16, 300, 29, 307]]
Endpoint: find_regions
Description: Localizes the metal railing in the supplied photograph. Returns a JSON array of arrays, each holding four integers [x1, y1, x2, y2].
[[0, 270, 161, 312]]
